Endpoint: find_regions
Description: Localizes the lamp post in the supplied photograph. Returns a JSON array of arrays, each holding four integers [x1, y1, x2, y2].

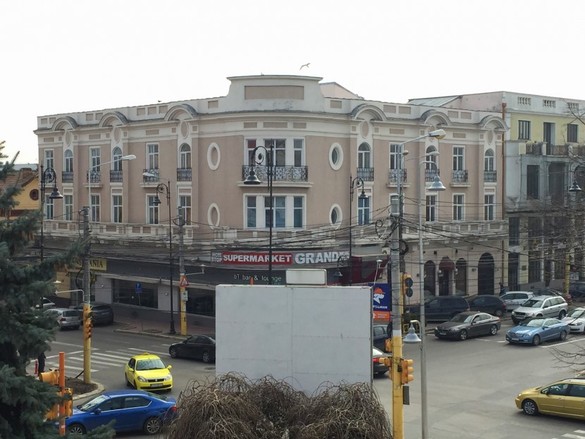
[[82, 153, 135, 383], [39, 165, 63, 261], [244, 141, 275, 285], [348, 176, 367, 285], [568, 169, 582, 301], [388, 128, 445, 439], [418, 153, 446, 439]]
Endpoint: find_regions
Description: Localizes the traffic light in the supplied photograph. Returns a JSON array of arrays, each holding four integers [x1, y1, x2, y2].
[[83, 305, 93, 340], [400, 358, 415, 384], [62, 388, 73, 417], [402, 273, 414, 298], [39, 369, 59, 386]]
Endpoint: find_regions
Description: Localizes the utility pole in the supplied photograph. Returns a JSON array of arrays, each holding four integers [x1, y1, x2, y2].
[[82, 207, 91, 384], [178, 206, 188, 336]]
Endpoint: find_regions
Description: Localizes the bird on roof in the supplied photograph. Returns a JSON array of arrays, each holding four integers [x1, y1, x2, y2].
[[299, 62, 310, 70]]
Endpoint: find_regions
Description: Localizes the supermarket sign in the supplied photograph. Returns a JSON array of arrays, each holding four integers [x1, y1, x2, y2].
[[212, 250, 350, 266]]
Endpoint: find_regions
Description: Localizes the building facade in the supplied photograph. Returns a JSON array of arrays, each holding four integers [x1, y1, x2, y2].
[[35, 75, 507, 320]]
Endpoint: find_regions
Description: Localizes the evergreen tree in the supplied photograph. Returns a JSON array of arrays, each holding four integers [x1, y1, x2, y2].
[[0, 141, 91, 438]]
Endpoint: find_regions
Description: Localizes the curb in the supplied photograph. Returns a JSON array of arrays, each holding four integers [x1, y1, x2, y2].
[[114, 327, 188, 340], [73, 381, 105, 401]]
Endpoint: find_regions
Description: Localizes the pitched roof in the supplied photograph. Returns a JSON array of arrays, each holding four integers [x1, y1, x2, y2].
[[0, 167, 37, 191]]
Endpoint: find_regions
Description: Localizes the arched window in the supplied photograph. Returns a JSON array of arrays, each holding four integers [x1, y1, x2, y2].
[[112, 147, 122, 171], [358, 143, 371, 168], [180, 144, 191, 169], [484, 149, 494, 171], [64, 149, 73, 173]]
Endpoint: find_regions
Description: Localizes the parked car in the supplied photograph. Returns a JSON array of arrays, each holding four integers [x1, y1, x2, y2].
[[467, 295, 506, 317], [168, 335, 216, 363], [124, 353, 173, 391], [511, 295, 568, 324], [506, 318, 569, 346], [499, 291, 534, 311], [561, 307, 585, 333], [407, 296, 469, 322], [45, 307, 81, 330], [434, 311, 501, 341], [74, 302, 114, 326], [372, 347, 391, 377], [372, 324, 389, 352], [569, 281, 585, 301], [65, 389, 176, 435], [515, 378, 585, 420], [36, 297, 55, 310]]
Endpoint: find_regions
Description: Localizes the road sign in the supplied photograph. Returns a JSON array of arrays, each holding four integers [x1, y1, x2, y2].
[[179, 276, 189, 288]]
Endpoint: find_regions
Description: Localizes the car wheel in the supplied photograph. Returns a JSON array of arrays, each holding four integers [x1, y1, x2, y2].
[[68, 423, 86, 435], [532, 335, 541, 346], [202, 351, 212, 363], [494, 309, 503, 317], [125, 374, 131, 387], [560, 330, 568, 341], [144, 416, 162, 435], [169, 347, 178, 358], [459, 330, 468, 341], [489, 325, 498, 336], [559, 310, 567, 319], [522, 399, 539, 416], [512, 318, 519, 325]]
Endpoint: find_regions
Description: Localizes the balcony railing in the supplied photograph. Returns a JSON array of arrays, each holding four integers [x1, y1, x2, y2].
[[388, 169, 407, 185], [143, 169, 160, 183], [241, 165, 308, 182], [484, 170, 497, 182], [425, 168, 439, 182], [87, 169, 101, 184], [62, 171, 74, 183], [177, 168, 192, 182], [452, 170, 468, 183], [110, 170, 123, 183], [356, 167, 374, 181]]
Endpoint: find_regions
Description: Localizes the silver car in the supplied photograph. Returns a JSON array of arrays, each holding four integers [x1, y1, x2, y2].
[[46, 307, 81, 330], [511, 295, 568, 325], [500, 291, 534, 311]]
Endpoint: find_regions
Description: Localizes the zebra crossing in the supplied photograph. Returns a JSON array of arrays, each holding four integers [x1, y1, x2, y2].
[[555, 430, 585, 439], [42, 346, 171, 375]]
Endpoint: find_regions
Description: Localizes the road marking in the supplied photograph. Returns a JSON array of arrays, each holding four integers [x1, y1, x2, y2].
[[45, 361, 97, 373], [127, 347, 169, 356], [563, 433, 585, 439], [542, 338, 585, 348], [52, 341, 84, 348]]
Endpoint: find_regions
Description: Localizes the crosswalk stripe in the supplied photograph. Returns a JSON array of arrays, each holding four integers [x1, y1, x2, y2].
[[93, 352, 131, 360], [127, 347, 169, 356], [45, 362, 97, 373], [563, 433, 585, 439], [68, 357, 124, 366]]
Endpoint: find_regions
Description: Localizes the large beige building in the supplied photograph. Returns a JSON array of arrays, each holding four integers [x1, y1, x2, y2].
[[35, 75, 507, 319]]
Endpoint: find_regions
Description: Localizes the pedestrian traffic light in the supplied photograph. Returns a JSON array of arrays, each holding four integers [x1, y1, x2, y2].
[[402, 273, 414, 298], [39, 369, 59, 386], [83, 305, 93, 340], [62, 388, 73, 417], [400, 358, 415, 384]]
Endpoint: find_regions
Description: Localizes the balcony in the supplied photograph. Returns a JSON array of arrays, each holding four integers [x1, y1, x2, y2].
[[424, 168, 439, 182], [110, 170, 123, 183], [388, 169, 407, 185], [356, 167, 374, 181], [143, 169, 160, 183], [87, 169, 101, 184], [484, 170, 497, 183], [62, 171, 74, 183], [452, 170, 468, 183], [241, 165, 308, 182], [177, 167, 192, 182]]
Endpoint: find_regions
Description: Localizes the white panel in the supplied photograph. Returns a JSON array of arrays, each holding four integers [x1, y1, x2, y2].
[[285, 269, 327, 285]]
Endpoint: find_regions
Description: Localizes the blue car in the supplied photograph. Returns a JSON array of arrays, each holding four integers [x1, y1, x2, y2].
[[65, 389, 176, 435], [506, 318, 569, 346]]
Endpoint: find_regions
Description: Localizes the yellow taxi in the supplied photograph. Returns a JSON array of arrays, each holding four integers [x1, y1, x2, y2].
[[124, 353, 173, 391], [515, 378, 585, 420]]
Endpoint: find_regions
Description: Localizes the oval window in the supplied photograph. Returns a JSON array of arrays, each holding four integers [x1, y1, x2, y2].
[[329, 143, 343, 170], [207, 143, 220, 170]]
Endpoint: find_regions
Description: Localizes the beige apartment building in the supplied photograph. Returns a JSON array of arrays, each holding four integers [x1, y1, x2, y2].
[[35, 75, 507, 319]]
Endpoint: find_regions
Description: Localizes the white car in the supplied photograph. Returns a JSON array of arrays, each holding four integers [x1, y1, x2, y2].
[[500, 291, 533, 311], [562, 307, 585, 333]]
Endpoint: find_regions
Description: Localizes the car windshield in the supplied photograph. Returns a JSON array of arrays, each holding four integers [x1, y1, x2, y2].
[[569, 309, 585, 318], [136, 358, 166, 371], [450, 314, 473, 323], [79, 395, 108, 412], [524, 319, 545, 328], [521, 299, 543, 308]]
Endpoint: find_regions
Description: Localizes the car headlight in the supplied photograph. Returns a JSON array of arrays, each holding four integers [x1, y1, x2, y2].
[[164, 374, 172, 381], [137, 376, 148, 382]]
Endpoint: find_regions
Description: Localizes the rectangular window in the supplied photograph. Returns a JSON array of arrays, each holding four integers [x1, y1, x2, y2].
[[90, 194, 100, 222], [293, 139, 304, 167], [64, 195, 73, 221], [147, 195, 159, 224], [484, 194, 495, 220], [293, 196, 303, 228], [89, 148, 101, 183], [518, 120, 531, 140], [526, 165, 540, 199], [246, 196, 256, 228], [568, 124, 578, 143], [543, 122, 554, 145], [390, 144, 401, 170], [425, 195, 437, 222], [147, 143, 159, 170], [264, 138, 286, 166], [266, 196, 286, 228], [45, 198, 54, 220], [453, 146, 464, 171], [179, 195, 192, 224], [509, 217, 520, 246], [112, 195, 122, 223], [65, 152, 73, 173], [246, 194, 304, 229], [44, 150, 54, 170], [358, 195, 370, 225], [453, 194, 464, 221]]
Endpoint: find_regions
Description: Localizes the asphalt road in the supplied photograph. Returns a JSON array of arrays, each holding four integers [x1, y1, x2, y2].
[[47, 319, 585, 439]]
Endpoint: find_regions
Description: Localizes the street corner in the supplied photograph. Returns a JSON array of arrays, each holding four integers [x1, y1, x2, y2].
[[71, 380, 104, 401]]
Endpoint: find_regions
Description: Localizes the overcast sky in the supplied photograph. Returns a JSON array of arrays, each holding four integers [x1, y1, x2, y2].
[[2, 0, 583, 164]]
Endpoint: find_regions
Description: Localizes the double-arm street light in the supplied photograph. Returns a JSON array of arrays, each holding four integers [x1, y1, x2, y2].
[[244, 141, 275, 285], [349, 176, 367, 285], [39, 165, 63, 261]]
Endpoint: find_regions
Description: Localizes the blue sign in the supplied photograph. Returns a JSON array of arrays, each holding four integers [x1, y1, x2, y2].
[[135, 282, 142, 294], [370, 283, 390, 313]]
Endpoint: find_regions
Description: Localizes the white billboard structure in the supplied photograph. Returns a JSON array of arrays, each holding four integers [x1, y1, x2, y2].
[[216, 270, 373, 394]]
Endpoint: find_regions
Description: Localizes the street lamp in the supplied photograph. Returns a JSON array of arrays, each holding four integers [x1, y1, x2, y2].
[[244, 141, 276, 285], [418, 152, 446, 439], [144, 177, 176, 335], [39, 165, 63, 261], [348, 176, 367, 285]]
